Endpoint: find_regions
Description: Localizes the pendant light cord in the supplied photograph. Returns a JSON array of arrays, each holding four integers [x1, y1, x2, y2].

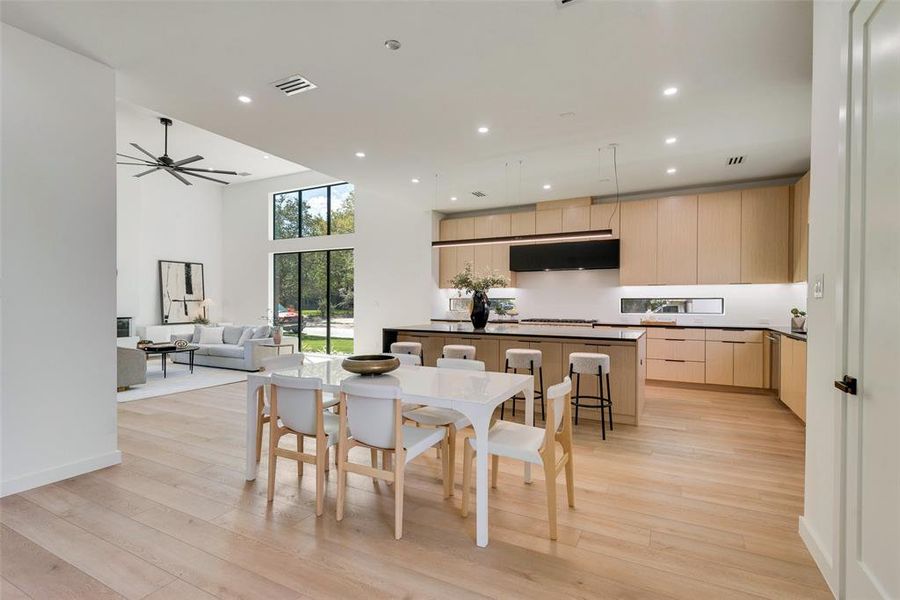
[[606, 144, 620, 229]]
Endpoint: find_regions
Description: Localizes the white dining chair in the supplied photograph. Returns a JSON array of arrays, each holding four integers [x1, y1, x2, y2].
[[266, 374, 337, 516], [389, 352, 422, 366], [403, 357, 485, 495], [336, 378, 449, 539], [256, 353, 305, 462], [460, 376, 575, 540]]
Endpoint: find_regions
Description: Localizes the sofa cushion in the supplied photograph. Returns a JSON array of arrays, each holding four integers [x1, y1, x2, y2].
[[237, 326, 254, 345], [223, 325, 245, 345], [193, 344, 212, 355], [192, 325, 202, 343], [252, 325, 272, 339], [198, 326, 224, 345], [207, 344, 245, 359]]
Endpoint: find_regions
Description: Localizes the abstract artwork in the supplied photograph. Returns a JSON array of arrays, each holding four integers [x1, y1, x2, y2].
[[158, 260, 205, 324]]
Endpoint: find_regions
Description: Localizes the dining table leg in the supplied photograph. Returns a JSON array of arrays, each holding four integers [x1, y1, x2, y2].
[[523, 378, 535, 484], [245, 378, 261, 481], [472, 415, 491, 548]]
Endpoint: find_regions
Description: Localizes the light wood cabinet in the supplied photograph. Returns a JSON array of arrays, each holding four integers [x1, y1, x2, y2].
[[741, 186, 790, 283], [535, 208, 562, 235], [647, 359, 706, 384], [473, 216, 492, 277], [510, 211, 536, 237], [705, 338, 763, 387], [590, 203, 620, 238], [780, 335, 807, 422], [646, 327, 706, 341], [705, 341, 734, 385], [647, 338, 705, 361], [455, 217, 475, 278], [791, 172, 810, 283], [438, 214, 516, 287], [657, 195, 698, 284], [489, 213, 515, 286], [697, 191, 742, 284], [619, 198, 658, 285], [438, 219, 458, 288], [397, 333, 444, 367], [443, 334, 500, 372], [562, 205, 591, 232]]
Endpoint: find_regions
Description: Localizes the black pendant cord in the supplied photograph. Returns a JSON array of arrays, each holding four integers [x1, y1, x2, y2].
[[163, 120, 169, 157]]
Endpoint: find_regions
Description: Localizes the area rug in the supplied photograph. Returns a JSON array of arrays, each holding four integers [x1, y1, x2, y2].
[[117, 361, 248, 403]]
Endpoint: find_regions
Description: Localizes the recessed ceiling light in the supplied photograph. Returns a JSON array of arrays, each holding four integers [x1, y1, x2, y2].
[[663, 87, 678, 96], [237, 95, 252, 103], [477, 126, 490, 134], [450, 196, 458, 202], [543, 184, 552, 190], [667, 167, 677, 174], [263, 155, 270, 159], [355, 151, 366, 158], [559, 111, 576, 118], [384, 39, 401, 50], [665, 137, 677, 144], [411, 178, 420, 184]]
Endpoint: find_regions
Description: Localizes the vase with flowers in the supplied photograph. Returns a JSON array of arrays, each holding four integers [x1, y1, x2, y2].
[[790, 307, 807, 332], [450, 264, 509, 329]]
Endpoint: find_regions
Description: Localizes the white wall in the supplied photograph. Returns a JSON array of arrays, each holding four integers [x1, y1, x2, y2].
[[799, 2, 848, 595], [222, 172, 431, 353], [116, 104, 225, 327], [1, 25, 120, 495], [433, 270, 806, 327]]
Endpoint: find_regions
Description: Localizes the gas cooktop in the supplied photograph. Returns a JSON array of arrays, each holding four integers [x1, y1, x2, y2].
[[519, 318, 598, 327]]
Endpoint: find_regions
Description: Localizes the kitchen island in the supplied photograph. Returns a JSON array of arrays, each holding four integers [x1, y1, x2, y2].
[[383, 323, 646, 426]]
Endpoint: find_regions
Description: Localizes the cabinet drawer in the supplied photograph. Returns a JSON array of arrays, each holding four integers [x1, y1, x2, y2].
[[706, 329, 763, 343], [647, 339, 705, 362], [646, 327, 706, 341], [647, 359, 706, 383]]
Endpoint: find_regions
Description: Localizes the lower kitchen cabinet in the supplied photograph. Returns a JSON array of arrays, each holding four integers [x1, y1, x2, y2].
[[779, 336, 807, 422], [705, 341, 734, 385], [647, 359, 705, 384], [705, 340, 764, 387]]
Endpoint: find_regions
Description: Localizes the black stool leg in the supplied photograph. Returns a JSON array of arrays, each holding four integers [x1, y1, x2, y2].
[[502, 359, 509, 420], [606, 372, 613, 431], [538, 365, 545, 422], [598, 367, 606, 440], [575, 373, 581, 426]]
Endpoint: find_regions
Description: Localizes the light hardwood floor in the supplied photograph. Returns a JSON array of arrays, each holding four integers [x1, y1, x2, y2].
[[1, 383, 830, 599]]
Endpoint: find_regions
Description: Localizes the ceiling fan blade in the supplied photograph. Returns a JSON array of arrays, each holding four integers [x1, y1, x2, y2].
[[117, 152, 156, 164], [181, 170, 230, 185], [178, 167, 239, 175], [135, 167, 161, 177], [130, 143, 159, 161], [171, 154, 204, 167], [117, 161, 157, 166], [164, 168, 192, 186]]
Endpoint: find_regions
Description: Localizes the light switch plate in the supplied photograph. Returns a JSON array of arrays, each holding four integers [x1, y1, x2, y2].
[[814, 273, 825, 299]]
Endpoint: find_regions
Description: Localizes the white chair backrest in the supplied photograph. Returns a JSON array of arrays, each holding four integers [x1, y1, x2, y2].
[[389, 352, 421, 366], [261, 352, 304, 371], [546, 376, 572, 433], [270, 374, 322, 435], [341, 379, 402, 449], [436, 357, 485, 371]]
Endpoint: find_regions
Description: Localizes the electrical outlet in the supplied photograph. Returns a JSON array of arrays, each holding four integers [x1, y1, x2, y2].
[[814, 274, 825, 299]]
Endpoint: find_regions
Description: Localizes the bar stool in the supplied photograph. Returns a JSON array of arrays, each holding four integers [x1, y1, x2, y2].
[[567, 352, 613, 439], [390, 341, 423, 365], [442, 344, 476, 360], [501, 348, 545, 421]]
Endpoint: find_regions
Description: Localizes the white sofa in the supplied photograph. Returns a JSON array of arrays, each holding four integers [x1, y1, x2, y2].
[[170, 325, 276, 371]]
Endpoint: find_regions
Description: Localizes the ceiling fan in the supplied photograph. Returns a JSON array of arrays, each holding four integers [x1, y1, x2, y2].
[[116, 117, 249, 185]]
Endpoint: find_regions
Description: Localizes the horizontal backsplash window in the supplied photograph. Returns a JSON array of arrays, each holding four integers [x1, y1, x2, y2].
[[621, 297, 724, 314]]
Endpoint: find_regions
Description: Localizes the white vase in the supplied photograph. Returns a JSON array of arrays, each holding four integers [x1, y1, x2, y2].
[[273, 326, 283, 344], [791, 316, 807, 332]]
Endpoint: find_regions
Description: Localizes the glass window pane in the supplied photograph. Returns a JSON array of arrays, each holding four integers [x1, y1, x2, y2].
[[301, 188, 328, 237], [329, 183, 355, 234], [273, 254, 299, 339], [300, 251, 327, 353], [329, 249, 354, 355], [273, 191, 299, 239]]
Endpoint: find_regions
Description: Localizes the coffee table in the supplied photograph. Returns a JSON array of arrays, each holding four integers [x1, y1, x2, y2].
[[141, 344, 198, 378]]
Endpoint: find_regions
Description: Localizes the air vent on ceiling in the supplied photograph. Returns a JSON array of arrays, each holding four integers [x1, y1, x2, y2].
[[271, 74, 317, 97], [727, 155, 746, 165], [471, 191, 487, 198]]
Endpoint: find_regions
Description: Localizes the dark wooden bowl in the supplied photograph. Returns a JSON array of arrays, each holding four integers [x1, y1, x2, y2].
[[341, 354, 401, 376]]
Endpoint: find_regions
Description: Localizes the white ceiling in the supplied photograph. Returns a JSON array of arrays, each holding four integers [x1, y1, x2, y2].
[[116, 100, 306, 184], [2, 1, 812, 211]]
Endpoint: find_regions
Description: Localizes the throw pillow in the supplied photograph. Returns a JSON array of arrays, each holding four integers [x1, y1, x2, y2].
[[192, 325, 202, 343], [223, 325, 244, 345], [198, 326, 225, 345], [237, 326, 254, 345], [252, 325, 272, 339]]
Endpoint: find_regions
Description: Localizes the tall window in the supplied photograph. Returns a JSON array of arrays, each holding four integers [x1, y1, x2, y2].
[[273, 182, 354, 240], [274, 250, 354, 354]]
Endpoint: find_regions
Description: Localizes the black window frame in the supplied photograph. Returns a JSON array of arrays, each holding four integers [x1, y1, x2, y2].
[[272, 182, 353, 240]]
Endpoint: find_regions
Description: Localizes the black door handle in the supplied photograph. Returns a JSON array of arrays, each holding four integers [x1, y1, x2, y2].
[[834, 375, 858, 395]]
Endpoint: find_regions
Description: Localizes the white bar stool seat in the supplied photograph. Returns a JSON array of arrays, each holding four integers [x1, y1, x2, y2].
[[442, 344, 476, 360], [390, 341, 423, 364]]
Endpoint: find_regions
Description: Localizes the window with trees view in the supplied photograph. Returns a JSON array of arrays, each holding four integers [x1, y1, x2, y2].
[[273, 182, 354, 239], [273, 250, 354, 354]]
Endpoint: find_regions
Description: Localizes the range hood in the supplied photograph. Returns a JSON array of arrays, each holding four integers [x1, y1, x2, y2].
[[509, 240, 620, 272]]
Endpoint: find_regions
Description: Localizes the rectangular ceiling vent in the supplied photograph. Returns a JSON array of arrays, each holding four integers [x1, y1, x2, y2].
[[471, 191, 487, 198], [271, 74, 317, 97], [727, 155, 746, 166]]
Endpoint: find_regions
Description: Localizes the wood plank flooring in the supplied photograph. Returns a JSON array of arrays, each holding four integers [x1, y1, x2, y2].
[[0, 383, 831, 599]]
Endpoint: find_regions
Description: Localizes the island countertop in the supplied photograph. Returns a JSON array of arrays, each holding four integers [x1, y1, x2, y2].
[[385, 322, 645, 341]]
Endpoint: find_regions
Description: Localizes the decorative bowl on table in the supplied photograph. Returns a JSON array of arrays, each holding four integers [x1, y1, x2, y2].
[[341, 354, 400, 376]]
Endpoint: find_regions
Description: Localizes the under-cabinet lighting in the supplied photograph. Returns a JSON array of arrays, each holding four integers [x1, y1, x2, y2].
[[432, 229, 614, 248]]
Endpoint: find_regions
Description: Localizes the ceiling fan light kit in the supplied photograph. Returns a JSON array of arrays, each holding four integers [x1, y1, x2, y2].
[[116, 117, 247, 185]]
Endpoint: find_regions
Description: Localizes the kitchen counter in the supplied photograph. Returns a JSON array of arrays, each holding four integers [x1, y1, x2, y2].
[[389, 322, 644, 341]]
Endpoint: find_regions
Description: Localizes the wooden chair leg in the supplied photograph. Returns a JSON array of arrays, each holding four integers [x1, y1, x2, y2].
[[324, 445, 331, 472], [297, 434, 304, 477], [565, 455, 575, 508], [543, 458, 558, 540], [441, 431, 451, 499], [491, 455, 499, 488], [461, 442, 473, 517], [384, 451, 393, 485], [256, 414, 266, 463], [370, 448, 378, 470], [447, 425, 457, 497], [266, 427, 280, 502], [336, 441, 347, 521], [394, 451, 405, 540], [315, 441, 326, 516]]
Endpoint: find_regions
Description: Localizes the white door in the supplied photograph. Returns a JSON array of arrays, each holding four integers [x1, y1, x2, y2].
[[843, 0, 900, 598]]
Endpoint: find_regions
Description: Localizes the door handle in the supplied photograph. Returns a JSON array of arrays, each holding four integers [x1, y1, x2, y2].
[[834, 375, 858, 395]]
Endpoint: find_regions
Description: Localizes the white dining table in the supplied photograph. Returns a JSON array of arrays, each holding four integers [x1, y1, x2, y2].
[[244, 355, 534, 547]]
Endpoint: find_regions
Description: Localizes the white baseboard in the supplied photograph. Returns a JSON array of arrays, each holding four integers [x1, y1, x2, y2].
[[799, 515, 838, 598], [0, 450, 122, 497]]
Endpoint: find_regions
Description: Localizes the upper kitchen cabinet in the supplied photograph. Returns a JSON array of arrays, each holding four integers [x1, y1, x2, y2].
[[619, 198, 658, 285], [657, 195, 698, 285], [741, 186, 790, 283], [473, 215, 492, 277], [438, 218, 458, 288], [697, 191, 742, 284], [590, 202, 620, 238], [535, 197, 591, 236], [791, 171, 810, 282], [489, 213, 515, 286], [510, 210, 536, 238], [455, 216, 476, 279]]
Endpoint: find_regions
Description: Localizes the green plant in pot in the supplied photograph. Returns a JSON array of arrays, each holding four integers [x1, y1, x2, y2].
[[450, 263, 508, 329], [790, 307, 807, 332]]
